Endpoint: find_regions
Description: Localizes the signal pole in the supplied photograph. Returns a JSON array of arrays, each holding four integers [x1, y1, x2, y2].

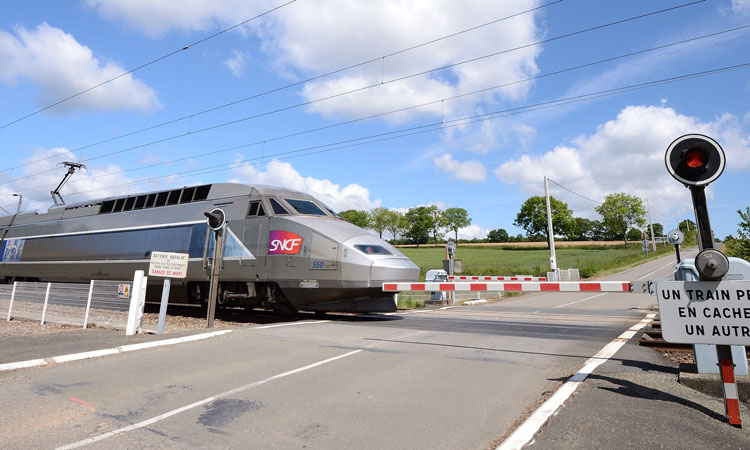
[[544, 176, 557, 274], [646, 198, 656, 251]]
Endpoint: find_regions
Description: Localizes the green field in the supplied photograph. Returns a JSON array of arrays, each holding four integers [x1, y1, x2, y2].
[[399, 244, 675, 280]]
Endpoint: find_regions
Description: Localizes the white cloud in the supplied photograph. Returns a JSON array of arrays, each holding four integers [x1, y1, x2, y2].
[[0, 23, 160, 114], [434, 153, 487, 183], [0, 147, 141, 212], [86, 1, 544, 122], [224, 49, 248, 77], [494, 105, 750, 217], [444, 224, 489, 241], [732, 0, 750, 15], [229, 159, 380, 211]]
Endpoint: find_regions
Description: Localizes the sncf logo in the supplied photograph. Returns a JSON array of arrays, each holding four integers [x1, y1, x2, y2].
[[268, 230, 303, 255]]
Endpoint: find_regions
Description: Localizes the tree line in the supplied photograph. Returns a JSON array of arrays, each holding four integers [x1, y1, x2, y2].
[[338, 206, 470, 246], [338, 193, 694, 247]]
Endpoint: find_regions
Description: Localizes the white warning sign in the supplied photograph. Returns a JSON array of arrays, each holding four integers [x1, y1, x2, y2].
[[657, 280, 750, 346], [148, 251, 189, 279]]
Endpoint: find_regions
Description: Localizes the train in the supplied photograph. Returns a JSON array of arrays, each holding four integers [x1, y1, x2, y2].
[[0, 183, 419, 313]]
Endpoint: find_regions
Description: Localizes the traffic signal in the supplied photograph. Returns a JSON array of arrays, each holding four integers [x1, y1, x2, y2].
[[665, 134, 725, 187], [204, 208, 226, 231]]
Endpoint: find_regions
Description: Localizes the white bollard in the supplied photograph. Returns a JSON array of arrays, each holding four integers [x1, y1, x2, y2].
[[83, 280, 95, 329], [40, 283, 51, 326], [126, 271, 147, 336], [6, 282, 17, 321]]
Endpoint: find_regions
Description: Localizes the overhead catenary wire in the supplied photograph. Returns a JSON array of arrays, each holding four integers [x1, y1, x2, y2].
[[547, 178, 602, 205], [17, 60, 750, 200], [4, 9, 735, 189], [0, 0, 298, 133], [0, 0, 564, 175]]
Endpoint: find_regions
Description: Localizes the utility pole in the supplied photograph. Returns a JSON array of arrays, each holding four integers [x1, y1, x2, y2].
[[544, 176, 557, 274], [646, 198, 656, 251]]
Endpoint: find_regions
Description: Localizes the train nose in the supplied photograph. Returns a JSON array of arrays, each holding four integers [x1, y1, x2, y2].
[[370, 258, 420, 283]]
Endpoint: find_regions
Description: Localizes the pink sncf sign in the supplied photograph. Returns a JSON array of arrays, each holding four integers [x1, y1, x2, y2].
[[268, 230, 303, 255]]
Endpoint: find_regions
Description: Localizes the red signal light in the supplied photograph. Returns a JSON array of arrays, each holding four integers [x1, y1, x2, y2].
[[684, 149, 707, 168]]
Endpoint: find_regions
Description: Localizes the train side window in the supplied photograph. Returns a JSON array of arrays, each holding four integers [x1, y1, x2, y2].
[[248, 201, 259, 216], [145, 193, 157, 208], [100, 200, 115, 214], [113, 198, 126, 212], [258, 204, 265, 216], [167, 190, 180, 205], [269, 198, 289, 215], [180, 186, 196, 204], [194, 184, 211, 201], [134, 195, 147, 210], [155, 192, 168, 207], [124, 197, 136, 210]]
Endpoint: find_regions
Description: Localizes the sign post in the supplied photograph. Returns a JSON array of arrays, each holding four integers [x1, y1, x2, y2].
[[148, 251, 189, 334]]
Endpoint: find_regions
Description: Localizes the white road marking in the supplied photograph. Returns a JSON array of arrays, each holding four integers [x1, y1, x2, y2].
[[637, 260, 677, 280], [254, 320, 330, 329], [496, 313, 656, 450], [553, 293, 607, 309], [0, 330, 232, 373], [56, 349, 362, 450]]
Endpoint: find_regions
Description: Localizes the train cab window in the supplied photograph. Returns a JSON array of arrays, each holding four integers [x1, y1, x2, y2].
[[247, 201, 267, 217], [285, 199, 327, 216], [124, 197, 136, 210], [100, 200, 115, 214], [180, 187, 196, 204], [113, 198, 126, 212], [145, 193, 157, 208], [354, 244, 392, 255], [134, 195, 147, 210], [155, 192, 168, 207], [269, 198, 289, 215]]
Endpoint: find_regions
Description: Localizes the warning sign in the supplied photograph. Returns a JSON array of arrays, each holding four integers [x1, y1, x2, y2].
[[657, 280, 750, 346], [148, 251, 189, 279], [118, 283, 131, 299]]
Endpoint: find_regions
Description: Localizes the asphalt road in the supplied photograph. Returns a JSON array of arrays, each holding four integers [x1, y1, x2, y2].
[[0, 250, 693, 449]]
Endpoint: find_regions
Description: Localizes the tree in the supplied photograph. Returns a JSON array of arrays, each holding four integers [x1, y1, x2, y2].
[[725, 207, 750, 260], [384, 210, 405, 240], [627, 228, 644, 242], [595, 193, 646, 246], [514, 196, 574, 247], [426, 205, 444, 244], [573, 217, 596, 240], [650, 223, 664, 239], [339, 209, 371, 229], [442, 207, 471, 243], [403, 206, 432, 247], [487, 228, 509, 243], [369, 207, 390, 238]]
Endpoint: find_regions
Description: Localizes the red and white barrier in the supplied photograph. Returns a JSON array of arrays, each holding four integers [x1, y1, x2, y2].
[[382, 281, 631, 293], [448, 276, 546, 282]]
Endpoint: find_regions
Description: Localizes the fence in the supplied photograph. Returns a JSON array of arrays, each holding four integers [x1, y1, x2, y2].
[[546, 268, 580, 282], [1, 280, 134, 329]]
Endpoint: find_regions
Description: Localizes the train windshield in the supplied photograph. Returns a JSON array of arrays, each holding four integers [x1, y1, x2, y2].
[[354, 244, 392, 255], [284, 199, 327, 216]]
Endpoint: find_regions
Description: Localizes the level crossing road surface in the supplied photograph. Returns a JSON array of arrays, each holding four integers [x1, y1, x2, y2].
[[0, 250, 693, 449]]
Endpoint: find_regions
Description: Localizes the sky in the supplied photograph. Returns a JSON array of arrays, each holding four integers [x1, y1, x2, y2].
[[0, 0, 749, 241]]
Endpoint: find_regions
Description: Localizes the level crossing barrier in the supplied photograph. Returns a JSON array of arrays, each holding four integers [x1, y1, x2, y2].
[[384, 281, 631, 293]]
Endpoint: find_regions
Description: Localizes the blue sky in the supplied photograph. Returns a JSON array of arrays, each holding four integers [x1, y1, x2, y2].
[[0, 0, 748, 240]]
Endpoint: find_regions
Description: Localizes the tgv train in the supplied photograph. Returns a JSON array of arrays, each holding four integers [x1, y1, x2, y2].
[[0, 183, 419, 313]]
